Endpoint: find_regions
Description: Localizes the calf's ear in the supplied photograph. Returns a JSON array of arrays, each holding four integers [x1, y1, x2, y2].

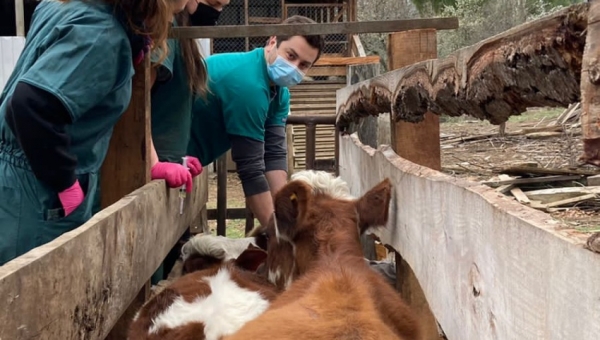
[[355, 178, 393, 234], [272, 180, 312, 239], [234, 247, 268, 272]]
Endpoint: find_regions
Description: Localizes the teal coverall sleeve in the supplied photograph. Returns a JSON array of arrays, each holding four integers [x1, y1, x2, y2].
[[265, 87, 291, 128], [19, 25, 129, 123], [150, 41, 176, 84]]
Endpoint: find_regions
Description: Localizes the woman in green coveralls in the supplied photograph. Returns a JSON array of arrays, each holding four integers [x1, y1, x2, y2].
[[148, 0, 230, 284], [0, 0, 178, 266]]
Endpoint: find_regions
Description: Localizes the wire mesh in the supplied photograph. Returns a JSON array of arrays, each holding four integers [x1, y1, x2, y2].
[[212, 0, 351, 56]]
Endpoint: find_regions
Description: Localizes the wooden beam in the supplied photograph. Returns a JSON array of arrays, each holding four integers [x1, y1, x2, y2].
[[170, 17, 459, 39], [579, 0, 600, 167], [339, 134, 600, 340], [100, 56, 151, 209], [314, 56, 380, 66], [0, 174, 209, 340], [335, 3, 589, 130], [351, 35, 367, 57]]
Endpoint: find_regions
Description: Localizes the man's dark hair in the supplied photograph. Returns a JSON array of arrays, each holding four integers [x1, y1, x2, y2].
[[275, 15, 325, 63]]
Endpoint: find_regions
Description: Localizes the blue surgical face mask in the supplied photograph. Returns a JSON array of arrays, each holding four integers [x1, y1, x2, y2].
[[267, 55, 305, 87]]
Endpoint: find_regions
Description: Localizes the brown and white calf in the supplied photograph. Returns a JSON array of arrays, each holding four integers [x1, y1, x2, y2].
[[224, 178, 423, 340], [127, 236, 277, 340]]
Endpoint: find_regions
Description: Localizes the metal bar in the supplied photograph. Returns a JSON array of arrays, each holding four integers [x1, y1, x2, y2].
[[216, 155, 227, 236], [207, 207, 247, 220], [305, 122, 316, 170], [170, 17, 459, 39], [334, 127, 340, 176], [286, 114, 337, 125]]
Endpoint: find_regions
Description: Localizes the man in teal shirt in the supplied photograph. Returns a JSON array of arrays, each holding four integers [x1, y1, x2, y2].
[[188, 15, 324, 229]]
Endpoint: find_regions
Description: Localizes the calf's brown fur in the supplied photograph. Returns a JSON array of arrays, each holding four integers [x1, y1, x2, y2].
[[224, 178, 423, 340]]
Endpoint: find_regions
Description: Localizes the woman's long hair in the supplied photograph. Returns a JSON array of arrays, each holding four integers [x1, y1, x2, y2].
[[174, 10, 209, 99], [58, 0, 173, 62]]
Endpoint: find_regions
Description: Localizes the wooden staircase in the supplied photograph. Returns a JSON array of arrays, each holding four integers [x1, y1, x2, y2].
[[288, 80, 345, 171]]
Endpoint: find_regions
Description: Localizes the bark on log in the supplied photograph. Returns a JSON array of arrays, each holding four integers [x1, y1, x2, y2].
[[336, 3, 589, 132], [579, 0, 600, 167]]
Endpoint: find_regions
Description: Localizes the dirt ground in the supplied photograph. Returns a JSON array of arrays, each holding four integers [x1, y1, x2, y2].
[[206, 107, 599, 238]]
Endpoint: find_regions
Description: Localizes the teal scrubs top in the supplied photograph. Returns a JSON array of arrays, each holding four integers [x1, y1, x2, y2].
[[0, 0, 134, 265], [187, 47, 290, 166], [151, 20, 193, 163]]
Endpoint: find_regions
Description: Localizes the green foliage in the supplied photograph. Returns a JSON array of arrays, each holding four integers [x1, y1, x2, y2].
[[410, 0, 579, 15], [436, 0, 584, 57], [411, 0, 458, 14]]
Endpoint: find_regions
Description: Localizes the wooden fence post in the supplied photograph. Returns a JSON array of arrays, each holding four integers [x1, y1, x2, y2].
[[101, 55, 152, 339], [387, 29, 444, 339], [388, 29, 442, 171]]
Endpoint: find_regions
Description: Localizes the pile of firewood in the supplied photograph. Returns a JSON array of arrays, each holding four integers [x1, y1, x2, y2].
[[482, 164, 600, 213]]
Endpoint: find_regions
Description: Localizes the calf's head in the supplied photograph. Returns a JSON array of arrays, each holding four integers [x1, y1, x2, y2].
[[181, 233, 268, 275], [263, 177, 393, 290]]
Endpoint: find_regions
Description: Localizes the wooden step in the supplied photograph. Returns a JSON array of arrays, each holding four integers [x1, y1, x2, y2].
[[290, 95, 336, 101], [290, 85, 345, 91]]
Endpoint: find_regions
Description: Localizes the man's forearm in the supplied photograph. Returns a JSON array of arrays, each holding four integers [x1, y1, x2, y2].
[[246, 191, 274, 227], [266, 170, 287, 197], [245, 170, 286, 228]]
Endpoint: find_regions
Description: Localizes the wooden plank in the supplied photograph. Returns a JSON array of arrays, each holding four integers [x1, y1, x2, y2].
[[336, 3, 589, 130], [524, 186, 600, 203], [101, 56, 151, 209], [290, 97, 337, 104], [314, 56, 380, 66], [0, 173, 209, 340], [495, 166, 599, 177], [352, 34, 366, 57], [481, 175, 583, 187], [580, 0, 600, 167], [170, 17, 459, 39], [509, 187, 531, 204], [588, 174, 600, 186], [292, 103, 342, 110], [544, 193, 597, 208], [339, 133, 600, 340], [495, 174, 517, 194]]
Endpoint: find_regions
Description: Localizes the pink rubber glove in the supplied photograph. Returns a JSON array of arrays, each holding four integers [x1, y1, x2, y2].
[[185, 156, 203, 177], [58, 180, 85, 217], [151, 162, 193, 193]]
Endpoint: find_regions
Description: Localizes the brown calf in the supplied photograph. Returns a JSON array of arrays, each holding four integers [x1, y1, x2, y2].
[[224, 178, 423, 340], [128, 242, 278, 340]]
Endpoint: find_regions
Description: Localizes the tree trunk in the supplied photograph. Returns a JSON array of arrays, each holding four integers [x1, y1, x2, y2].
[[579, 0, 600, 167], [336, 3, 589, 130]]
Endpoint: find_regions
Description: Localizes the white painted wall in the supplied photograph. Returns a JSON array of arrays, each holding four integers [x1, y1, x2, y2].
[[0, 36, 26, 92], [196, 38, 211, 58]]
